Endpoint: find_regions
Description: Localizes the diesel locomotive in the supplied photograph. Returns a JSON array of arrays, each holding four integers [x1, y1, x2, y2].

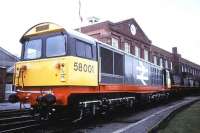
[[9, 22, 175, 119]]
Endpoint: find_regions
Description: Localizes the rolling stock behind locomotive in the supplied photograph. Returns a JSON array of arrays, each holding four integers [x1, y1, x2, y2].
[[8, 22, 196, 119]]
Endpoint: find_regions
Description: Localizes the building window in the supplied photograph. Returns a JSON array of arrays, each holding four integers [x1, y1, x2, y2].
[[124, 42, 130, 53], [135, 46, 140, 58], [182, 65, 184, 72], [160, 58, 163, 67], [144, 49, 148, 61], [153, 56, 157, 65], [111, 38, 119, 49], [165, 60, 168, 68]]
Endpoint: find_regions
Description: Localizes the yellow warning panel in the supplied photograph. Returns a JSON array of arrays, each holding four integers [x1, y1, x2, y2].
[[14, 56, 98, 87]]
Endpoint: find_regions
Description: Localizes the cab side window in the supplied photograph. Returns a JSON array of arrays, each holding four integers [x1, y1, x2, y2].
[[75, 40, 93, 59]]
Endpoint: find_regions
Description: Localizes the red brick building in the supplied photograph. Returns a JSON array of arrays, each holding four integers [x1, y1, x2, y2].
[[151, 45, 172, 69], [80, 19, 151, 61], [80, 18, 200, 86]]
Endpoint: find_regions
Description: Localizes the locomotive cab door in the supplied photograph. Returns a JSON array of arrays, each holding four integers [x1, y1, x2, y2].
[[163, 69, 171, 89]]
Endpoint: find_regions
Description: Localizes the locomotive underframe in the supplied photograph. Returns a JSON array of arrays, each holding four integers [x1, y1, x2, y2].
[[29, 90, 172, 120]]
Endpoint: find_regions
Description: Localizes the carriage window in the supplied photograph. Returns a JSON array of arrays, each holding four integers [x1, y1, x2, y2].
[[24, 39, 42, 60], [46, 35, 66, 57], [100, 47, 113, 74], [76, 40, 92, 59]]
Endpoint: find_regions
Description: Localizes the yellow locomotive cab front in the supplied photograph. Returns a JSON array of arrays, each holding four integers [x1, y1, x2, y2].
[[9, 22, 99, 106], [14, 56, 98, 87], [13, 22, 98, 88]]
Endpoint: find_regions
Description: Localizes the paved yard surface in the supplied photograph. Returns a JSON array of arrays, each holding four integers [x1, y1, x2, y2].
[[0, 102, 30, 110], [72, 97, 200, 133]]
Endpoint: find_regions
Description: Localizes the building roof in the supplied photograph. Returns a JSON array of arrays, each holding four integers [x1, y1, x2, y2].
[[110, 18, 152, 44], [151, 44, 172, 58], [0, 46, 19, 72], [80, 18, 152, 45], [180, 58, 200, 69], [0, 46, 19, 61]]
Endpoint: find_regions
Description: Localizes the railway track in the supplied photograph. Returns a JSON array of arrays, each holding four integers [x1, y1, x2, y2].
[[0, 109, 30, 118], [0, 100, 173, 133], [0, 108, 73, 133], [0, 96, 197, 133], [0, 109, 40, 133]]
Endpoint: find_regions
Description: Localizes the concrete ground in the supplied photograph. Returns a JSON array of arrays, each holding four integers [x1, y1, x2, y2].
[[0, 102, 30, 110]]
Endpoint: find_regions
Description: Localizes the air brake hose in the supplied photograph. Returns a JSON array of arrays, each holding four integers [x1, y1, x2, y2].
[[21, 71, 24, 88], [17, 69, 21, 86]]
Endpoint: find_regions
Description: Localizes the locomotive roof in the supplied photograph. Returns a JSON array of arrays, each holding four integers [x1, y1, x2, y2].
[[67, 29, 97, 45], [20, 22, 65, 42], [20, 22, 163, 69], [20, 22, 96, 45]]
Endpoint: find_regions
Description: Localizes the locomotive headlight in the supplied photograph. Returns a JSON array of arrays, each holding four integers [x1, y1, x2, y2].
[[21, 65, 27, 71], [16, 67, 20, 78], [55, 63, 66, 81], [55, 63, 64, 69], [55, 63, 61, 69]]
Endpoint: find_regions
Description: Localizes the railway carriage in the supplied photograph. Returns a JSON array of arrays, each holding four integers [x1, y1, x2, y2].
[[9, 22, 172, 119]]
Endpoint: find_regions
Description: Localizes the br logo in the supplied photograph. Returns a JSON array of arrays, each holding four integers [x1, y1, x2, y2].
[[136, 61, 149, 85]]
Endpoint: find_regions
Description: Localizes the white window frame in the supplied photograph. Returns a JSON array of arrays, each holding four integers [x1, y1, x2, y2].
[[153, 56, 157, 65], [135, 46, 140, 58], [160, 58, 163, 67], [124, 42, 130, 53], [111, 38, 119, 49], [182, 65, 184, 72], [165, 60, 168, 68], [144, 49, 148, 61], [170, 62, 173, 70]]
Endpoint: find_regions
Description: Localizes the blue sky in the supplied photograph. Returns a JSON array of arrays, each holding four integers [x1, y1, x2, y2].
[[0, 0, 199, 64]]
